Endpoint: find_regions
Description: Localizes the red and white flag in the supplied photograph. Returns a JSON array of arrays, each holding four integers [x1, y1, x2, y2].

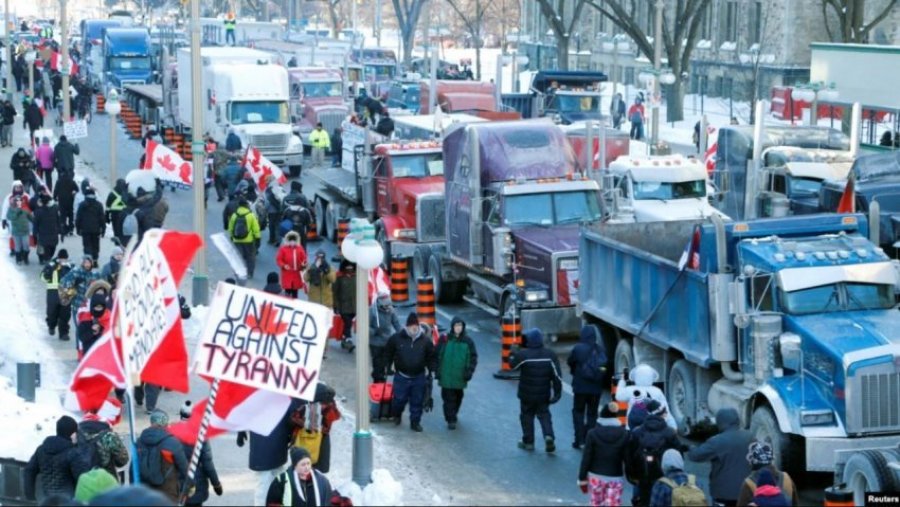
[[837, 172, 856, 214], [143, 139, 193, 187], [65, 322, 127, 412], [50, 51, 78, 76], [368, 265, 390, 305], [704, 125, 719, 174], [243, 146, 287, 191]]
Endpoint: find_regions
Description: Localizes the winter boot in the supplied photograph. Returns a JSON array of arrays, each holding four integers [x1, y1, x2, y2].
[[59, 333, 70, 341], [341, 338, 356, 353], [544, 436, 556, 453], [48, 326, 55, 336], [22, 251, 29, 265], [14, 251, 22, 265], [517, 441, 535, 451]]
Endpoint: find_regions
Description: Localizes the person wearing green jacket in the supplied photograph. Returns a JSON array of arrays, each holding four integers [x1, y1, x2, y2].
[[227, 199, 261, 279], [435, 316, 478, 430], [6, 195, 33, 264]]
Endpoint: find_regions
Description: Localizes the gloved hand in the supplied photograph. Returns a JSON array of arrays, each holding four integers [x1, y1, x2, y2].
[[578, 480, 588, 494], [236, 431, 247, 447], [423, 396, 433, 413], [213, 483, 223, 496]]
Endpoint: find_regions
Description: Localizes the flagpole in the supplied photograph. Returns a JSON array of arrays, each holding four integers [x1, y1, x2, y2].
[[126, 386, 141, 486], [179, 378, 220, 505]]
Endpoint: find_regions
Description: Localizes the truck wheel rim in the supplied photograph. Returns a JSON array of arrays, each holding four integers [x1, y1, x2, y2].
[[670, 370, 687, 425]]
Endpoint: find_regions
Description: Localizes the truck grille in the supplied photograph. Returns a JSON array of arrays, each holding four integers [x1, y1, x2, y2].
[[250, 134, 288, 156], [318, 110, 346, 137], [846, 367, 900, 435], [416, 195, 445, 243]]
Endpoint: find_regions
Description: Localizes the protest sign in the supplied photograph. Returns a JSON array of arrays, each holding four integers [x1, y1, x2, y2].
[[63, 120, 88, 140], [194, 283, 333, 401]]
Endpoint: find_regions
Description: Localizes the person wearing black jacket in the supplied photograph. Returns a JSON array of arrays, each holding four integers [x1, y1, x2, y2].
[[75, 188, 105, 260], [23, 100, 43, 141], [10, 147, 33, 184], [137, 411, 189, 503], [1, 100, 16, 147], [105, 179, 128, 245], [53, 135, 80, 177], [579, 402, 630, 505], [626, 400, 687, 507], [240, 397, 304, 506], [32, 193, 61, 263], [511, 328, 563, 453], [41, 249, 73, 339], [567, 324, 609, 449], [180, 439, 223, 506], [53, 171, 78, 236], [385, 313, 436, 432], [374, 110, 395, 137], [24, 415, 90, 501]]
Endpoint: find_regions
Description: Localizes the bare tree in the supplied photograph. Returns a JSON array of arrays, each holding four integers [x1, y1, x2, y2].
[[533, 0, 589, 71], [391, 0, 429, 65], [744, 5, 774, 124], [821, 0, 899, 42], [444, 0, 488, 79], [486, 0, 520, 51], [587, 0, 712, 122], [326, 0, 346, 35]]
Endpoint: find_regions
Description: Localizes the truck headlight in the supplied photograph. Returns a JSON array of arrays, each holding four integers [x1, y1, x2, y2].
[[558, 258, 578, 271], [524, 289, 549, 302], [288, 135, 303, 150], [552, 113, 562, 124], [393, 228, 416, 240], [800, 409, 835, 426]]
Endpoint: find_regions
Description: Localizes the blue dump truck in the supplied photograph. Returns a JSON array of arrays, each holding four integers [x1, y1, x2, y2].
[[578, 213, 900, 475], [101, 28, 153, 90]]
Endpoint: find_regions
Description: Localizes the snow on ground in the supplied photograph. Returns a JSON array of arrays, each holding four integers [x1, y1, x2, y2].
[[0, 230, 72, 462]]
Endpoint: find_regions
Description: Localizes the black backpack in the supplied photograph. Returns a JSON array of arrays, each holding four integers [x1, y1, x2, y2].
[[232, 211, 250, 240], [578, 345, 607, 384], [634, 432, 668, 490], [137, 438, 170, 486]]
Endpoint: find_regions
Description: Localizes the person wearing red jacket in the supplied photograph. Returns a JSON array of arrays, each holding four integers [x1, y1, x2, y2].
[[76, 292, 111, 359], [276, 231, 307, 298]]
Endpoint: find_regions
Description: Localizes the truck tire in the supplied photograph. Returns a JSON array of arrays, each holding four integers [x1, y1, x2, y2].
[[429, 253, 464, 303], [412, 246, 432, 280], [843, 450, 898, 506], [325, 205, 338, 242], [749, 406, 804, 476], [667, 360, 696, 436], [614, 339, 634, 378], [315, 198, 328, 238]]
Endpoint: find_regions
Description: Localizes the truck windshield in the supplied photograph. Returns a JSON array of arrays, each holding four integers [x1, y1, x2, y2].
[[504, 191, 602, 226], [230, 101, 290, 125], [788, 177, 822, 196], [109, 57, 151, 70], [301, 82, 343, 98], [554, 95, 599, 113], [390, 153, 443, 178], [781, 282, 894, 315], [365, 65, 395, 80], [871, 193, 900, 212], [633, 180, 707, 200]]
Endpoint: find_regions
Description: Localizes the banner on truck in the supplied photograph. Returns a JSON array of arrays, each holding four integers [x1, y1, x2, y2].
[[193, 283, 333, 401]]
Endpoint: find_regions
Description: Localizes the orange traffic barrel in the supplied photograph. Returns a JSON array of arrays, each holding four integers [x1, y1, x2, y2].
[[96, 93, 105, 113], [336, 218, 350, 248], [163, 127, 174, 143], [823, 487, 854, 507], [610, 382, 629, 426], [390, 256, 410, 304], [307, 224, 319, 242], [493, 313, 522, 380], [416, 277, 436, 327], [181, 138, 193, 161]]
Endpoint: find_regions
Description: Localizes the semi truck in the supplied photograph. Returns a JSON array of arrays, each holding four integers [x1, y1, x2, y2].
[[100, 28, 153, 90], [425, 120, 602, 339], [578, 213, 900, 477], [350, 48, 397, 98], [756, 147, 854, 217], [529, 70, 607, 124], [286, 67, 350, 145]]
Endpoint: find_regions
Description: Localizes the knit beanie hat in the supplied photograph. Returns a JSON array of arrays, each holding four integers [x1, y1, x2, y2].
[[599, 401, 619, 419], [267, 272, 279, 284], [57, 249, 69, 259], [56, 415, 78, 438], [661, 449, 684, 472], [406, 313, 419, 326], [756, 468, 777, 487], [149, 409, 169, 427], [290, 446, 311, 466], [747, 441, 774, 466], [74, 468, 119, 503]]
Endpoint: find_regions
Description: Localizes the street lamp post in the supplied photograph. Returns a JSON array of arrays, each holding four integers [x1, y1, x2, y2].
[[105, 89, 121, 183], [190, 0, 208, 306], [25, 50, 36, 101], [343, 219, 384, 487], [651, 0, 663, 148], [60, 0, 70, 122]]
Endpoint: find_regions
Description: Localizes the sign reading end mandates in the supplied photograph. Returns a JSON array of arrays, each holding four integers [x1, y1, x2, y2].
[[193, 283, 333, 401]]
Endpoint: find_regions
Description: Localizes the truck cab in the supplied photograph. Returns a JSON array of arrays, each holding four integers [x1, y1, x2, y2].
[[287, 67, 349, 143], [351, 48, 397, 98], [530, 70, 607, 124], [386, 74, 422, 112], [605, 155, 727, 222], [757, 147, 853, 217], [102, 28, 153, 90]]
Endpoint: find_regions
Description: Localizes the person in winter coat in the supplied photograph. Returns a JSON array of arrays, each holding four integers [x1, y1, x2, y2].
[[263, 272, 282, 295], [264, 179, 285, 245], [627, 98, 645, 141], [24, 415, 90, 502], [77, 412, 129, 481], [385, 313, 437, 432], [281, 190, 312, 250], [304, 250, 335, 306], [35, 136, 54, 190], [375, 110, 395, 137], [331, 260, 356, 351], [568, 324, 609, 449], [173, 407, 223, 507], [11, 147, 34, 184], [435, 316, 478, 429], [77, 292, 110, 356], [137, 410, 188, 503], [222, 180, 249, 229], [369, 294, 401, 382], [32, 193, 60, 263], [0, 100, 15, 148], [276, 231, 307, 298], [76, 188, 105, 261], [73, 468, 119, 503], [308, 123, 330, 167], [626, 400, 687, 507], [60, 255, 101, 326], [648, 449, 704, 507], [228, 198, 261, 278], [54, 171, 78, 236], [609, 93, 626, 129], [133, 184, 169, 243], [6, 193, 33, 264], [42, 249, 73, 339], [105, 179, 128, 245], [579, 403, 630, 507], [736, 442, 798, 507], [266, 447, 333, 507], [287, 382, 341, 474], [223, 155, 244, 196], [511, 328, 563, 452], [23, 100, 43, 141], [100, 246, 125, 286], [239, 396, 304, 506], [745, 468, 791, 507], [686, 407, 753, 506], [225, 128, 242, 152]]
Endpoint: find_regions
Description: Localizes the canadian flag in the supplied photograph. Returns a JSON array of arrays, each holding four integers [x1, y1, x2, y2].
[[65, 230, 202, 412], [168, 381, 293, 443], [143, 139, 193, 187], [50, 51, 78, 76], [243, 146, 287, 191], [704, 125, 719, 174], [368, 265, 391, 305], [556, 269, 580, 306], [837, 172, 856, 214]]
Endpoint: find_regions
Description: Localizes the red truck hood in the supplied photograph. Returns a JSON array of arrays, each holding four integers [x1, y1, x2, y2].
[[393, 176, 444, 198]]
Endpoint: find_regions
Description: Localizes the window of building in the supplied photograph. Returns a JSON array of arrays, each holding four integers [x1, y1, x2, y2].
[[748, 1, 763, 45], [698, 3, 713, 40], [719, 0, 738, 42]]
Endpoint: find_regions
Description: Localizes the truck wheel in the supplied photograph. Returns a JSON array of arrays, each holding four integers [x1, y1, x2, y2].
[[325, 206, 338, 242], [749, 406, 804, 476], [314, 198, 327, 238], [429, 253, 464, 303], [667, 360, 696, 436], [412, 246, 432, 280], [843, 450, 898, 506], [614, 339, 634, 378]]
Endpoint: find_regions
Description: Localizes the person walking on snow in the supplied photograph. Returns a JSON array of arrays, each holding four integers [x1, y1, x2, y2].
[[60, 255, 101, 328], [435, 316, 478, 430], [626, 400, 687, 507], [568, 324, 609, 449], [686, 407, 753, 507], [75, 188, 105, 261], [304, 250, 335, 305], [648, 449, 706, 507], [227, 198, 261, 279], [239, 397, 304, 506], [137, 410, 189, 503], [331, 260, 356, 352], [41, 249, 73, 340], [6, 193, 33, 264], [105, 179, 128, 246], [11, 147, 35, 185], [34, 136, 54, 190], [511, 328, 563, 453], [53, 134, 79, 178], [276, 231, 307, 298], [24, 415, 90, 502], [54, 171, 78, 236], [385, 313, 437, 432], [628, 98, 645, 141], [308, 123, 330, 167]]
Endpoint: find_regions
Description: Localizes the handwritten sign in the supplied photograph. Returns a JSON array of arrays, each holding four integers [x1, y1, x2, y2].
[[63, 120, 88, 140], [193, 283, 333, 401]]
